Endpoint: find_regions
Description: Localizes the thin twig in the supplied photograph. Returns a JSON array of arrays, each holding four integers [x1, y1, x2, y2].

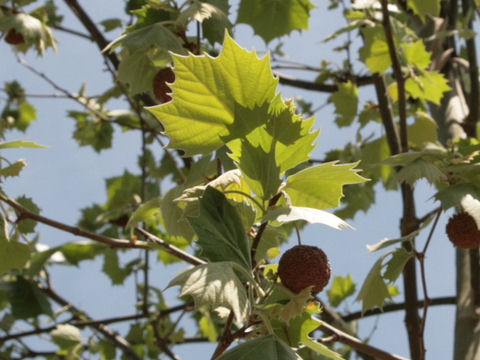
[[417, 209, 442, 349], [318, 322, 409, 360], [42, 286, 141, 360], [341, 296, 455, 322], [0, 193, 205, 265], [15, 54, 109, 122], [277, 72, 374, 93]]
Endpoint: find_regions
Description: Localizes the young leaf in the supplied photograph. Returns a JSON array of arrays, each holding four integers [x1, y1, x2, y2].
[[284, 161, 368, 210], [126, 197, 162, 229], [403, 41, 431, 70], [168, 262, 249, 323], [202, 0, 233, 45], [0, 159, 26, 178], [263, 206, 352, 230], [395, 159, 444, 185], [188, 187, 252, 270], [359, 26, 391, 74], [0, 216, 30, 275], [407, 113, 438, 148], [236, 0, 315, 44], [216, 334, 299, 360], [148, 32, 278, 155], [329, 81, 358, 127], [405, 71, 451, 105], [355, 257, 390, 313], [117, 48, 161, 95], [15, 196, 40, 233], [327, 275, 356, 307]]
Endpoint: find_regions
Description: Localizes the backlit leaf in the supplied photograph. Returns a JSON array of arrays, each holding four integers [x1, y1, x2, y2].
[[168, 262, 249, 323], [0, 159, 26, 178], [284, 162, 368, 210], [407, 113, 438, 148], [384, 248, 413, 282], [405, 71, 451, 105], [359, 26, 391, 74], [327, 275, 356, 307], [329, 81, 358, 127], [403, 41, 431, 70], [15, 196, 39, 233], [148, 33, 278, 156]]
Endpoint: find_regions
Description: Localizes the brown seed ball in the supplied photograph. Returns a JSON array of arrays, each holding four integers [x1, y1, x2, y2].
[[153, 67, 175, 103], [278, 245, 331, 295], [446, 212, 480, 249], [5, 28, 24, 45]]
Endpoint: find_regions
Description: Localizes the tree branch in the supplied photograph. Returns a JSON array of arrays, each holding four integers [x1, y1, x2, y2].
[[341, 296, 455, 322], [277, 72, 374, 93], [41, 286, 141, 360], [0, 194, 205, 265], [318, 322, 409, 360]]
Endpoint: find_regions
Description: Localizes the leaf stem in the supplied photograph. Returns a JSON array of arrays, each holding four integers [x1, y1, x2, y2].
[[223, 190, 265, 213]]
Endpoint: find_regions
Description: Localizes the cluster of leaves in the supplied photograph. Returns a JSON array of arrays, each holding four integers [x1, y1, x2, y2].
[[4, 0, 480, 359]]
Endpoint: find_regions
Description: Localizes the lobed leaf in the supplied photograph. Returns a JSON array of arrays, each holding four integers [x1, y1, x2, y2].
[[168, 261, 249, 323]]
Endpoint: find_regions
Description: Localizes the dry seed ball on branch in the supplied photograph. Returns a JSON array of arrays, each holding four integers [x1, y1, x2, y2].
[[278, 245, 331, 295], [446, 212, 480, 249]]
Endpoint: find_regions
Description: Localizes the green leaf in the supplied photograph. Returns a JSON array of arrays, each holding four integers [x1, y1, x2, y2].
[[202, 0, 233, 45], [355, 257, 390, 313], [403, 41, 431, 70], [216, 334, 299, 360], [118, 48, 161, 95], [407, 113, 438, 148], [188, 187, 251, 270], [226, 98, 318, 185], [100, 18, 123, 32], [228, 137, 281, 200], [284, 162, 368, 210], [17, 101, 36, 131], [0, 159, 26, 178], [405, 71, 451, 105], [60, 241, 106, 266], [15, 196, 40, 233], [168, 262, 249, 323], [148, 32, 278, 156], [126, 197, 162, 229], [105, 22, 184, 54], [329, 81, 358, 127], [236, 0, 314, 43], [327, 275, 356, 307], [0, 139, 47, 149], [102, 249, 140, 285], [70, 111, 114, 153], [51, 324, 82, 349], [384, 248, 413, 282], [263, 206, 352, 230], [395, 159, 444, 185], [6, 277, 53, 319], [407, 0, 440, 21], [359, 26, 391, 74], [0, 241, 30, 275]]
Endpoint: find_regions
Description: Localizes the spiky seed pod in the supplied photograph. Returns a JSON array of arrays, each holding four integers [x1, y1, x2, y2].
[[153, 67, 175, 103], [5, 28, 24, 45], [446, 212, 480, 249], [278, 245, 331, 295]]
